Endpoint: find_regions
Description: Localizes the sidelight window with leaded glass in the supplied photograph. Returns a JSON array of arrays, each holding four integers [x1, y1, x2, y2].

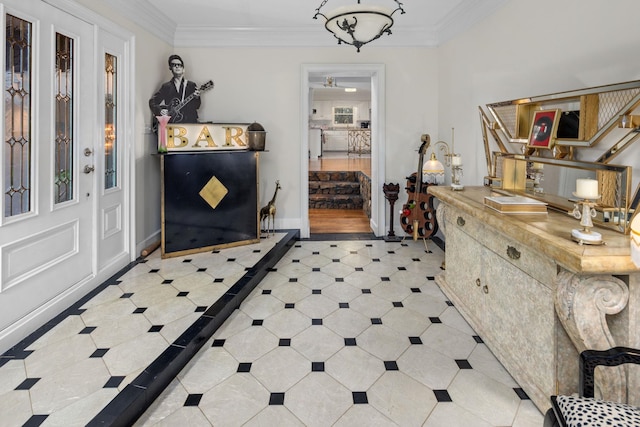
[[54, 32, 74, 204], [104, 53, 117, 189], [4, 14, 32, 217]]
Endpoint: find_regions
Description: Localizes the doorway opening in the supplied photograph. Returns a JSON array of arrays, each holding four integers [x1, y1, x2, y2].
[[308, 152, 371, 234], [300, 64, 386, 238]]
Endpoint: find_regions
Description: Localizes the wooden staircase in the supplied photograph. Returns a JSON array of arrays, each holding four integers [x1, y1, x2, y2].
[[309, 171, 364, 209]]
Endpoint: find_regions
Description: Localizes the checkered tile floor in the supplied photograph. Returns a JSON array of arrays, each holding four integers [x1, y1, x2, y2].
[[0, 233, 543, 426]]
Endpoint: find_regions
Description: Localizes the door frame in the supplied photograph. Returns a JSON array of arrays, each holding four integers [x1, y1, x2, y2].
[[0, 0, 136, 353], [300, 63, 386, 238]]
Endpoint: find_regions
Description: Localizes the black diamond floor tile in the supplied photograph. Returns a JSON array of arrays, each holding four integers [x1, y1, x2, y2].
[[237, 363, 252, 373], [22, 415, 48, 427], [514, 388, 530, 400], [352, 391, 368, 404], [269, 392, 285, 405], [384, 361, 399, 371], [104, 376, 126, 388], [455, 359, 473, 369], [90, 348, 109, 358], [15, 377, 40, 390], [184, 393, 202, 406], [434, 389, 452, 402]]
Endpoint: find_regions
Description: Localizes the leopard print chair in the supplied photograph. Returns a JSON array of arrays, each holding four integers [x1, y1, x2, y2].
[[544, 347, 640, 427]]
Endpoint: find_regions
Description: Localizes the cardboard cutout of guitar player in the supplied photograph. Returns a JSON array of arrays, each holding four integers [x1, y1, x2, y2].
[[149, 54, 214, 128]]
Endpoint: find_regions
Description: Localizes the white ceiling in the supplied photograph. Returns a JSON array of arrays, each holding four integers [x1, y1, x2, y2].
[[107, 0, 507, 48]]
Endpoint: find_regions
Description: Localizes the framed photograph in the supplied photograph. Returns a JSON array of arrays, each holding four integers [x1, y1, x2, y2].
[[527, 109, 560, 149]]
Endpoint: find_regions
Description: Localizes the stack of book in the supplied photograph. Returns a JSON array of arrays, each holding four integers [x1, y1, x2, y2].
[[484, 195, 548, 214]]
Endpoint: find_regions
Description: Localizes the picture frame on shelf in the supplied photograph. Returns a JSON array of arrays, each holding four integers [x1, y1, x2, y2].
[[527, 109, 560, 149]]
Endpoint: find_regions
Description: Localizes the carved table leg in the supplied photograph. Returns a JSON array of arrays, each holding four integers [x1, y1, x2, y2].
[[435, 204, 446, 270], [435, 203, 445, 237], [555, 269, 629, 402]]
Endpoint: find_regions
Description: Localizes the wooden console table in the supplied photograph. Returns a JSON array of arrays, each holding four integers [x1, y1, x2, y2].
[[429, 186, 639, 411]]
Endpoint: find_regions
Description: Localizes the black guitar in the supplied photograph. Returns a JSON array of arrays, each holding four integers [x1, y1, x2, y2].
[[167, 80, 214, 122]]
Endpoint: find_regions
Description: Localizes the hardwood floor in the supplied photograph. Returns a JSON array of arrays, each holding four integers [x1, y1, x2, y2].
[[308, 154, 371, 176], [309, 208, 372, 234], [308, 153, 372, 234]]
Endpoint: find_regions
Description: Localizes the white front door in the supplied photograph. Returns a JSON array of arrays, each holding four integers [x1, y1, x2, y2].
[[0, 0, 96, 346]]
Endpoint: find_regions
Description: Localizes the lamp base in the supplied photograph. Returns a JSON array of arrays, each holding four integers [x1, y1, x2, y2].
[[571, 228, 604, 246], [451, 183, 464, 191]]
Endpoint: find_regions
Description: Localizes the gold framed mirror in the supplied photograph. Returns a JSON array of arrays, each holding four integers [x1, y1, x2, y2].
[[488, 152, 632, 234], [480, 80, 640, 234]]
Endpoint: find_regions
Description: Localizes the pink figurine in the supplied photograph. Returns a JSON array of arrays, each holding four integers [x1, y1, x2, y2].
[[156, 114, 171, 153]]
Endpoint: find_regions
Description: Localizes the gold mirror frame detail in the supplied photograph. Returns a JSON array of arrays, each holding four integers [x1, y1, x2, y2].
[[488, 152, 631, 234], [480, 80, 640, 234]]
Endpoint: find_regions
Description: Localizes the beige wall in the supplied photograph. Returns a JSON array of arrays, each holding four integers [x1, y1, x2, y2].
[[176, 46, 438, 232], [77, 0, 640, 246], [437, 0, 640, 189], [73, 0, 440, 241]]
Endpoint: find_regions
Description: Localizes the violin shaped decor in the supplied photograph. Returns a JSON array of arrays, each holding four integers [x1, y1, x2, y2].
[[400, 134, 438, 240]]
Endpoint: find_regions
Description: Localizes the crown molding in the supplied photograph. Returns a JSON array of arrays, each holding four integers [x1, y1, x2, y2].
[[95, 0, 505, 49], [173, 26, 438, 48], [101, 0, 176, 45]]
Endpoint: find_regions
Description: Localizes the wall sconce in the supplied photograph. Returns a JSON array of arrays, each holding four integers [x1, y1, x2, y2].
[[421, 128, 463, 190], [619, 114, 640, 130]]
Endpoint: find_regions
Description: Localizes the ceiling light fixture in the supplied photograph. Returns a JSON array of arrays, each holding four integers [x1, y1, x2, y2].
[[324, 76, 337, 87], [344, 87, 357, 92], [313, 0, 405, 52]]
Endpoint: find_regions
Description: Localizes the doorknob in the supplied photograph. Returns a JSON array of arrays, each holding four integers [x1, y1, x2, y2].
[[84, 148, 93, 156], [84, 165, 95, 174]]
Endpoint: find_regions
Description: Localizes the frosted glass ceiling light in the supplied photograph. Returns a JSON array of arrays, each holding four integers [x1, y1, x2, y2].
[[314, 0, 405, 52]]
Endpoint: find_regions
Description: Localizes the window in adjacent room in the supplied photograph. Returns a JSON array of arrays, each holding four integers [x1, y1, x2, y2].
[[332, 106, 356, 126]]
